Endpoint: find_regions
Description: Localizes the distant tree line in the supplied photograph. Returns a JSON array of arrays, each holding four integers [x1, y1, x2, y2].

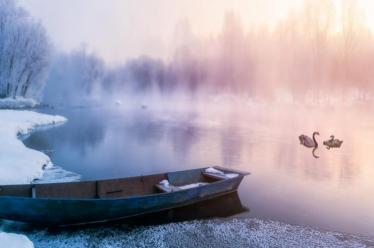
[[0, 0, 50, 99], [1, 0, 374, 103], [44, 0, 374, 104]]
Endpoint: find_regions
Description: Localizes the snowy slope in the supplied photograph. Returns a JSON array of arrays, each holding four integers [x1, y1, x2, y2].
[[0, 110, 67, 184]]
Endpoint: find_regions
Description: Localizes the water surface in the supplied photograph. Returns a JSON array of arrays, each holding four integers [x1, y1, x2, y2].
[[24, 103, 374, 236]]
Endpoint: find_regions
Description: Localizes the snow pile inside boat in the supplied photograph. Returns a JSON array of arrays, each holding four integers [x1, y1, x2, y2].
[[205, 167, 224, 175], [157, 180, 208, 192], [224, 173, 239, 179], [159, 179, 170, 187], [178, 182, 208, 190], [0, 232, 34, 248], [205, 167, 239, 179], [0, 110, 67, 184]]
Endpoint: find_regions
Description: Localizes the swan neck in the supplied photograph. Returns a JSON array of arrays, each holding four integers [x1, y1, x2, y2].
[[313, 133, 318, 147]]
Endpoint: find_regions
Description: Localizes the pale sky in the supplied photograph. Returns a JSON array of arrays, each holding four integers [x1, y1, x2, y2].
[[18, 0, 374, 65]]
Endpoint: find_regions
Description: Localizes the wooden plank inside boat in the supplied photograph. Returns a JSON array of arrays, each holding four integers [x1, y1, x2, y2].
[[97, 173, 166, 199]]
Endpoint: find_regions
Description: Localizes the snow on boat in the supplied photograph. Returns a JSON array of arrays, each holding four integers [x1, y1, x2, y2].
[[0, 166, 249, 226]]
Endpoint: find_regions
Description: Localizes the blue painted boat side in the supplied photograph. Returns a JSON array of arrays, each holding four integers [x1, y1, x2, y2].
[[0, 176, 244, 225]]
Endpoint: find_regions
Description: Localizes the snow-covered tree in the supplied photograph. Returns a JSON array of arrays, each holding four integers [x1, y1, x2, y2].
[[0, 0, 50, 99]]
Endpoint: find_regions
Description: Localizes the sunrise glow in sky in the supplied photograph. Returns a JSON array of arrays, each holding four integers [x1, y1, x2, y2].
[[18, 0, 374, 64]]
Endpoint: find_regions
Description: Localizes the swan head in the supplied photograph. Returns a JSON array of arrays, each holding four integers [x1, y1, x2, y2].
[[313, 131, 320, 136]]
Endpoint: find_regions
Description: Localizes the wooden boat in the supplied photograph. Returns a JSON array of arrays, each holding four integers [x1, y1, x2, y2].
[[0, 166, 249, 226]]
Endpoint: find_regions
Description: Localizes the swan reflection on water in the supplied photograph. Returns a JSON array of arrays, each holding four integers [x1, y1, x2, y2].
[[299, 132, 320, 159], [312, 147, 319, 159]]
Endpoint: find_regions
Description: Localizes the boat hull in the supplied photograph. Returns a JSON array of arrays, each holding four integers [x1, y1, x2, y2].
[[0, 176, 244, 225]]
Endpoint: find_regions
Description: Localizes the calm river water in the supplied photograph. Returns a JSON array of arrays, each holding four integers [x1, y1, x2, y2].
[[25, 103, 374, 236]]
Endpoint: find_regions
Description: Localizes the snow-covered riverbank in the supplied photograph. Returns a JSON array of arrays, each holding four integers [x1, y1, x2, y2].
[[0, 110, 67, 184], [0, 109, 67, 247]]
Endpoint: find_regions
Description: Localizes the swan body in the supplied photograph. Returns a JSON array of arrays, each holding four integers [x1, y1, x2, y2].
[[323, 135, 343, 149], [299, 132, 319, 148]]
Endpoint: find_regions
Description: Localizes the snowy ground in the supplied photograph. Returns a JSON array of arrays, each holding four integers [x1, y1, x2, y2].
[[0, 109, 68, 247], [4, 218, 371, 248], [0, 110, 67, 184], [0, 232, 34, 248]]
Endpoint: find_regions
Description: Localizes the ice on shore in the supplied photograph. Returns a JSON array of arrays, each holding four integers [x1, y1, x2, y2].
[[32, 166, 81, 184], [0, 232, 34, 248], [0, 110, 67, 184]]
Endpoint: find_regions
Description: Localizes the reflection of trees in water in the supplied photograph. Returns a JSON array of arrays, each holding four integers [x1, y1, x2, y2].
[[296, 150, 357, 183], [23, 132, 53, 155], [301, 145, 359, 183], [274, 140, 336, 182], [338, 158, 357, 183], [125, 113, 165, 145], [334, 132, 364, 184], [25, 109, 107, 156], [275, 140, 337, 182], [302, 160, 333, 181], [275, 140, 298, 172], [57, 110, 107, 155], [220, 124, 243, 167], [168, 124, 199, 161], [123, 111, 200, 162]]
